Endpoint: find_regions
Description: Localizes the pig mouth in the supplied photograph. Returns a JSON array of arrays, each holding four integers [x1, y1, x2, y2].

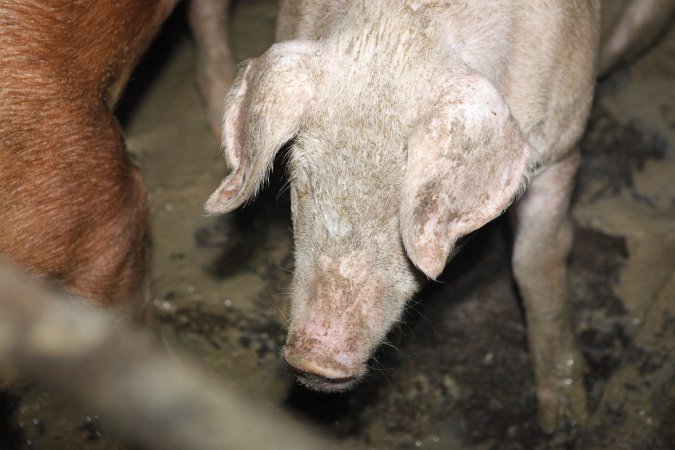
[[288, 366, 365, 393]]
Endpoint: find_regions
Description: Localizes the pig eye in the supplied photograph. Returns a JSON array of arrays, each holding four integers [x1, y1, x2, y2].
[[289, 183, 306, 220], [288, 143, 312, 196], [289, 185, 310, 233], [290, 169, 310, 198]]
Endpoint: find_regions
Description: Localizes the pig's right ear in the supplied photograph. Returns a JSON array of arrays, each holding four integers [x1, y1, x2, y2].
[[400, 74, 532, 279], [205, 41, 318, 214]]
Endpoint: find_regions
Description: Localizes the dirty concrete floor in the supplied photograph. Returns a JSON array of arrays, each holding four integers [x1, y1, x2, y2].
[[1, 1, 674, 449]]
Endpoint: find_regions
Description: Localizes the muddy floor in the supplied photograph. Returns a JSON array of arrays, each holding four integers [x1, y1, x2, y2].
[[1, 1, 674, 449]]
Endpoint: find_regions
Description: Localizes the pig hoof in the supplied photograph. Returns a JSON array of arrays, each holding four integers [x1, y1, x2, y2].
[[537, 378, 588, 433]]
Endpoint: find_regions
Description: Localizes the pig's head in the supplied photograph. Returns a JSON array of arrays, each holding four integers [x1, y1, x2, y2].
[[206, 34, 531, 391]]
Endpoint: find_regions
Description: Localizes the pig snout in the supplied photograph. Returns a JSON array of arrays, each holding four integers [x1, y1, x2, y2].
[[280, 252, 412, 392], [282, 332, 368, 392], [281, 314, 369, 392]]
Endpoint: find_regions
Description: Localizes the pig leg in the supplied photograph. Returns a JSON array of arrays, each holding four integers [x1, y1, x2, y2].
[[188, 0, 235, 137], [600, 0, 675, 74], [511, 152, 587, 433], [0, 106, 149, 309]]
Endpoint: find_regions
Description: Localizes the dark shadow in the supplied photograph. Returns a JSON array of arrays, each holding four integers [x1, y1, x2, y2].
[[284, 382, 380, 435], [116, 2, 191, 129], [0, 389, 23, 450], [198, 146, 293, 279]]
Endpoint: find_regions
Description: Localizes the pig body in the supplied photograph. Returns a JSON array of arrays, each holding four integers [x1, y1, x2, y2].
[[207, 0, 675, 431], [0, 0, 178, 307], [0, 0, 237, 308]]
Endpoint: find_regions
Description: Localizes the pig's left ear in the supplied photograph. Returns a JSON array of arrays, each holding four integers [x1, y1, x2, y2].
[[205, 41, 319, 214], [400, 74, 532, 279]]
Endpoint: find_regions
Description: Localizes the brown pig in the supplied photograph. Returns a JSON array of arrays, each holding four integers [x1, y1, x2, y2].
[[0, 0, 178, 307], [206, 0, 675, 432], [0, 0, 237, 308]]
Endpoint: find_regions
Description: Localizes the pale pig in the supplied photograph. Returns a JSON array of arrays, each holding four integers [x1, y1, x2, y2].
[[207, 0, 675, 432]]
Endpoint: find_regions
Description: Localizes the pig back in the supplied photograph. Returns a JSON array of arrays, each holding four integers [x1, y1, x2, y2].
[[0, 0, 175, 105]]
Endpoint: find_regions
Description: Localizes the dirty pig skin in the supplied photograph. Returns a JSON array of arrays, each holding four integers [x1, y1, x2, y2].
[[206, 0, 675, 432], [0, 0, 234, 308]]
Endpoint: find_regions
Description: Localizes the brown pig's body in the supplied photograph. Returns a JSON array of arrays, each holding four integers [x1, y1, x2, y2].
[[0, 0, 175, 307]]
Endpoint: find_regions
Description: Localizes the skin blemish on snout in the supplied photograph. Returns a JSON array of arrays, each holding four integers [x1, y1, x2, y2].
[[285, 251, 395, 379]]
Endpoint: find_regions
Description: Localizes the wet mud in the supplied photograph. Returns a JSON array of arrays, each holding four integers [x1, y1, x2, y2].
[[1, 1, 674, 449]]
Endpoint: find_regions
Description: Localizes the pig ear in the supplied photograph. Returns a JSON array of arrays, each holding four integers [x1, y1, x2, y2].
[[400, 74, 532, 279], [205, 41, 318, 214]]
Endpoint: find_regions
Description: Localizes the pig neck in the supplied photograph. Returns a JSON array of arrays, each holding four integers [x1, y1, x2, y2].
[[310, 1, 517, 147], [295, 5, 517, 244], [319, 0, 598, 168], [326, 1, 514, 90], [300, 2, 521, 194]]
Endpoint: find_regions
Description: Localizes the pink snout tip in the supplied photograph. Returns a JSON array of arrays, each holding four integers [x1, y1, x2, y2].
[[282, 346, 367, 393]]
